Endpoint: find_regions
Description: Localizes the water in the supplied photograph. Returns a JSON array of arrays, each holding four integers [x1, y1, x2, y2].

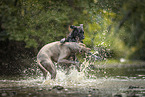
[[0, 61, 145, 97]]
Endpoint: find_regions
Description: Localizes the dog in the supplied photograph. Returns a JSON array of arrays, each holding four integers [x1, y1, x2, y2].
[[60, 24, 84, 43], [37, 41, 91, 79]]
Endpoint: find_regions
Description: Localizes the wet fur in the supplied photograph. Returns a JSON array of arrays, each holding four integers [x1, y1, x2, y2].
[[37, 41, 91, 79]]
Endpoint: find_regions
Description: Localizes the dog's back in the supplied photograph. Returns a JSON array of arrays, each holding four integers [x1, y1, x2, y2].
[[37, 41, 60, 61], [37, 42, 89, 62]]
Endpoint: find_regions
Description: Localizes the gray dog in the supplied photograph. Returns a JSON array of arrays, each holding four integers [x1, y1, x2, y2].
[[37, 41, 91, 79]]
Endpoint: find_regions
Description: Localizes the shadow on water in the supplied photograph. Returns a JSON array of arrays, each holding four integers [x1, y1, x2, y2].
[[0, 61, 145, 97]]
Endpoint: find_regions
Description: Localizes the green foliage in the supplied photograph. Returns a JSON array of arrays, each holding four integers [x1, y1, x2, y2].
[[83, 0, 145, 59], [0, 0, 145, 60], [1, 0, 78, 47]]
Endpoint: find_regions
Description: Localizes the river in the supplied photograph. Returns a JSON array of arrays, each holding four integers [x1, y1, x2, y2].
[[0, 61, 145, 97]]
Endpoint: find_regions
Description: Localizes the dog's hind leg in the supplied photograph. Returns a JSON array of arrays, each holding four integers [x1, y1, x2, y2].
[[40, 59, 57, 79], [37, 61, 48, 80]]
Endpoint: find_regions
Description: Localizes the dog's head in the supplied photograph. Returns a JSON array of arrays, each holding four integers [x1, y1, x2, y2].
[[68, 24, 85, 43]]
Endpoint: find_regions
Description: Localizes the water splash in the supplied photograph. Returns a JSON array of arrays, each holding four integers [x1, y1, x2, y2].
[[43, 59, 105, 88]]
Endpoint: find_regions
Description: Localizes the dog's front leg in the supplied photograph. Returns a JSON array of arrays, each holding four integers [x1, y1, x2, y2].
[[58, 48, 80, 72], [58, 59, 80, 72], [72, 54, 80, 72]]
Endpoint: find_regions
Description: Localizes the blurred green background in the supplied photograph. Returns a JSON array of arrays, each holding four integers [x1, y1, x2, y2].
[[0, 0, 145, 75]]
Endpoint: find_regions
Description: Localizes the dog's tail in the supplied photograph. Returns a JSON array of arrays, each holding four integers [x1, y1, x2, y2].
[[37, 60, 49, 73]]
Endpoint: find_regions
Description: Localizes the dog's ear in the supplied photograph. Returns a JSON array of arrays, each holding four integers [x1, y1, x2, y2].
[[70, 25, 77, 29]]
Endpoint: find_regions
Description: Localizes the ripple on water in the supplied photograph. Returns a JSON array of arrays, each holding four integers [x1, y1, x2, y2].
[[42, 67, 105, 88]]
